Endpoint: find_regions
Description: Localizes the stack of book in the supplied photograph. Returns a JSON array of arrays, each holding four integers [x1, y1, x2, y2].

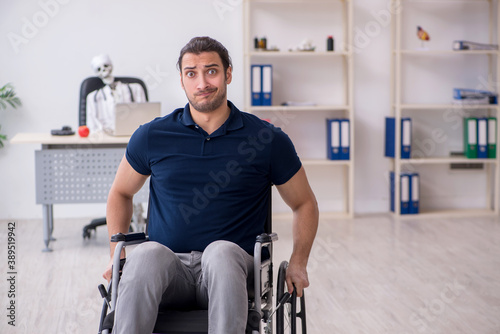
[[453, 88, 498, 105], [464, 117, 497, 159]]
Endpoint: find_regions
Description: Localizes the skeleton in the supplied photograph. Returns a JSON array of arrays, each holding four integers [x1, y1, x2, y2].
[[86, 54, 146, 133], [91, 54, 115, 86], [87, 55, 147, 226]]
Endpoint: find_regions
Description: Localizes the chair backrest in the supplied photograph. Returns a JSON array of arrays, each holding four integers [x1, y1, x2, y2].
[[78, 76, 149, 126]]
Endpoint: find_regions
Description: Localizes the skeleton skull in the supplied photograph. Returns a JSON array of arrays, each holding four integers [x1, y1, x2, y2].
[[91, 54, 114, 84]]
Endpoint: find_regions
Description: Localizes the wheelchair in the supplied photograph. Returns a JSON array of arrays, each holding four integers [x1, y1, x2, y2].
[[97, 195, 307, 334]]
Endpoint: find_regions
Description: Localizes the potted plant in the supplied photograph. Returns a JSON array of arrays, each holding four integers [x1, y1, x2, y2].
[[0, 83, 22, 148]]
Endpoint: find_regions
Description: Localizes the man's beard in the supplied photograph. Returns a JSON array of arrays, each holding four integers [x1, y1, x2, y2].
[[188, 84, 227, 113]]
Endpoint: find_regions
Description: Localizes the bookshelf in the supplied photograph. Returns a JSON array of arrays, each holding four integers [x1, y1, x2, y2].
[[243, 0, 354, 217], [389, 0, 500, 217]]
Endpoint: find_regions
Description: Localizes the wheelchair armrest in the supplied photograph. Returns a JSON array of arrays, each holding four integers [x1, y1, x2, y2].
[[109, 232, 148, 312], [256, 232, 278, 245], [110, 232, 148, 243]]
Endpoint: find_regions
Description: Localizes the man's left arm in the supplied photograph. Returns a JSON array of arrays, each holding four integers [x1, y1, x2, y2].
[[276, 166, 319, 297]]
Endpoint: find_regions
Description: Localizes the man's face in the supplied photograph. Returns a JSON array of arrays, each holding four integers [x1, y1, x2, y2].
[[180, 51, 232, 113]]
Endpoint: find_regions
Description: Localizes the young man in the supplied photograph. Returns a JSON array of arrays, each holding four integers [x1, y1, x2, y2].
[[104, 36, 318, 334]]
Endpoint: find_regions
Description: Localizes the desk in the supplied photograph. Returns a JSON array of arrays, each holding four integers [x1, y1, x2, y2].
[[11, 132, 149, 251]]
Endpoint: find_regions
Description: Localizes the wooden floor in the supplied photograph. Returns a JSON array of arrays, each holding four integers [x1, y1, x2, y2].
[[1, 213, 500, 333]]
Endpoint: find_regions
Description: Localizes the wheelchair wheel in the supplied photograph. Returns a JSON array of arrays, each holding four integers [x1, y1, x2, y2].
[[276, 261, 307, 334]]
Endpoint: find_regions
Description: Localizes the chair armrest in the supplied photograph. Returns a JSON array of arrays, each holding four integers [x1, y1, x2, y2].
[[109, 232, 148, 311], [256, 232, 278, 245], [110, 232, 148, 244]]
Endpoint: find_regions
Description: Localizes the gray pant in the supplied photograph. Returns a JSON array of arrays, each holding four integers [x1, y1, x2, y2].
[[113, 240, 254, 334]]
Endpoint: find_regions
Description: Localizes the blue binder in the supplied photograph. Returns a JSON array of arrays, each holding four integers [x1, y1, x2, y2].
[[326, 119, 340, 160], [385, 117, 395, 158], [489, 117, 497, 158], [401, 118, 411, 159], [339, 119, 350, 160], [251, 65, 262, 106], [409, 173, 420, 214], [261, 65, 272, 106], [390, 171, 410, 214], [477, 117, 488, 158], [390, 171, 395, 212], [385, 117, 411, 159], [400, 173, 410, 214]]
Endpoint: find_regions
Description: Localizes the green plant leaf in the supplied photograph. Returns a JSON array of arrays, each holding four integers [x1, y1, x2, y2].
[[0, 84, 21, 149], [0, 83, 22, 111]]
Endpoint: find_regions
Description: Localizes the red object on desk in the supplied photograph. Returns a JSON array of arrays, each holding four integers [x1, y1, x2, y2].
[[78, 125, 90, 137]]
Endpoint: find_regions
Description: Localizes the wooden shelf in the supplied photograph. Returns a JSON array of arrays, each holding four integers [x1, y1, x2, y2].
[[248, 51, 349, 57], [244, 0, 354, 216], [398, 50, 498, 56], [389, 0, 500, 217], [399, 104, 498, 110], [302, 159, 350, 166], [399, 157, 496, 165], [248, 0, 346, 4], [247, 105, 350, 112], [396, 208, 497, 219]]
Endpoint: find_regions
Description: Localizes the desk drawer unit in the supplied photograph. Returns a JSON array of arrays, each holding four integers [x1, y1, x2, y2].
[[35, 147, 149, 204]]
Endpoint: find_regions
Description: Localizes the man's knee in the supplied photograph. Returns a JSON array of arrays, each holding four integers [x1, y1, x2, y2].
[[204, 240, 241, 254], [125, 241, 177, 276], [202, 240, 250, 275], [129, 241, 174, 259]]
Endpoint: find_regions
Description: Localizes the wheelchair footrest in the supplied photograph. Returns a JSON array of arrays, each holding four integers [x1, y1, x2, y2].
[[102, 311, 114, 331]]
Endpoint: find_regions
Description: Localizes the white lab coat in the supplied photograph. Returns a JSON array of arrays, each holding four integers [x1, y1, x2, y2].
[[86, 81, 146, 133]]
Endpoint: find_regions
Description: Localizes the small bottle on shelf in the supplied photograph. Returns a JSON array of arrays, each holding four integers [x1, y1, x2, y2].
[[327, 35, 334, 51]]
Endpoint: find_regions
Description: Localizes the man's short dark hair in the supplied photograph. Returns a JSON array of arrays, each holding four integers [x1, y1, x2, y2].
[[177, 36, 232, 74]]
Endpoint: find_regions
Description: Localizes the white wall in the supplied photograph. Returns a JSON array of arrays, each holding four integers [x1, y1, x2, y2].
[[0, 0, 245, 219], [0, 0, 495, 219]]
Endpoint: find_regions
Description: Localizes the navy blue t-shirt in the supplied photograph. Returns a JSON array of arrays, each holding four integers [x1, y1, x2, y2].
[[126, 101, 301, 255]]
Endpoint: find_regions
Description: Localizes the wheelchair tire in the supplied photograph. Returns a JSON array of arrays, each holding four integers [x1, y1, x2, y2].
[[276, 261, 307, 334]]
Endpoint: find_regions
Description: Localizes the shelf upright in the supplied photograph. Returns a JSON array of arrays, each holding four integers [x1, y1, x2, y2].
[[345, 0, 354, 217], [494, 0, 500, 214], [391, 0, 403, 215]]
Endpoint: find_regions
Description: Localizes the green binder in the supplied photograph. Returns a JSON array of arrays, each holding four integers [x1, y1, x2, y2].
[[489, 117, 497, 159], [464, 117, 477, 159]]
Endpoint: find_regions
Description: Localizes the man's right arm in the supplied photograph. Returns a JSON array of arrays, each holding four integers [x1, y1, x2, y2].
[[103, 155, 149, 281]]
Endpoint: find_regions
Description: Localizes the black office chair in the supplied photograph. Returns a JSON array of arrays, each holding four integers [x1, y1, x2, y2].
[[80, 77, 149, 239], [97, 188, 307, 334]]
